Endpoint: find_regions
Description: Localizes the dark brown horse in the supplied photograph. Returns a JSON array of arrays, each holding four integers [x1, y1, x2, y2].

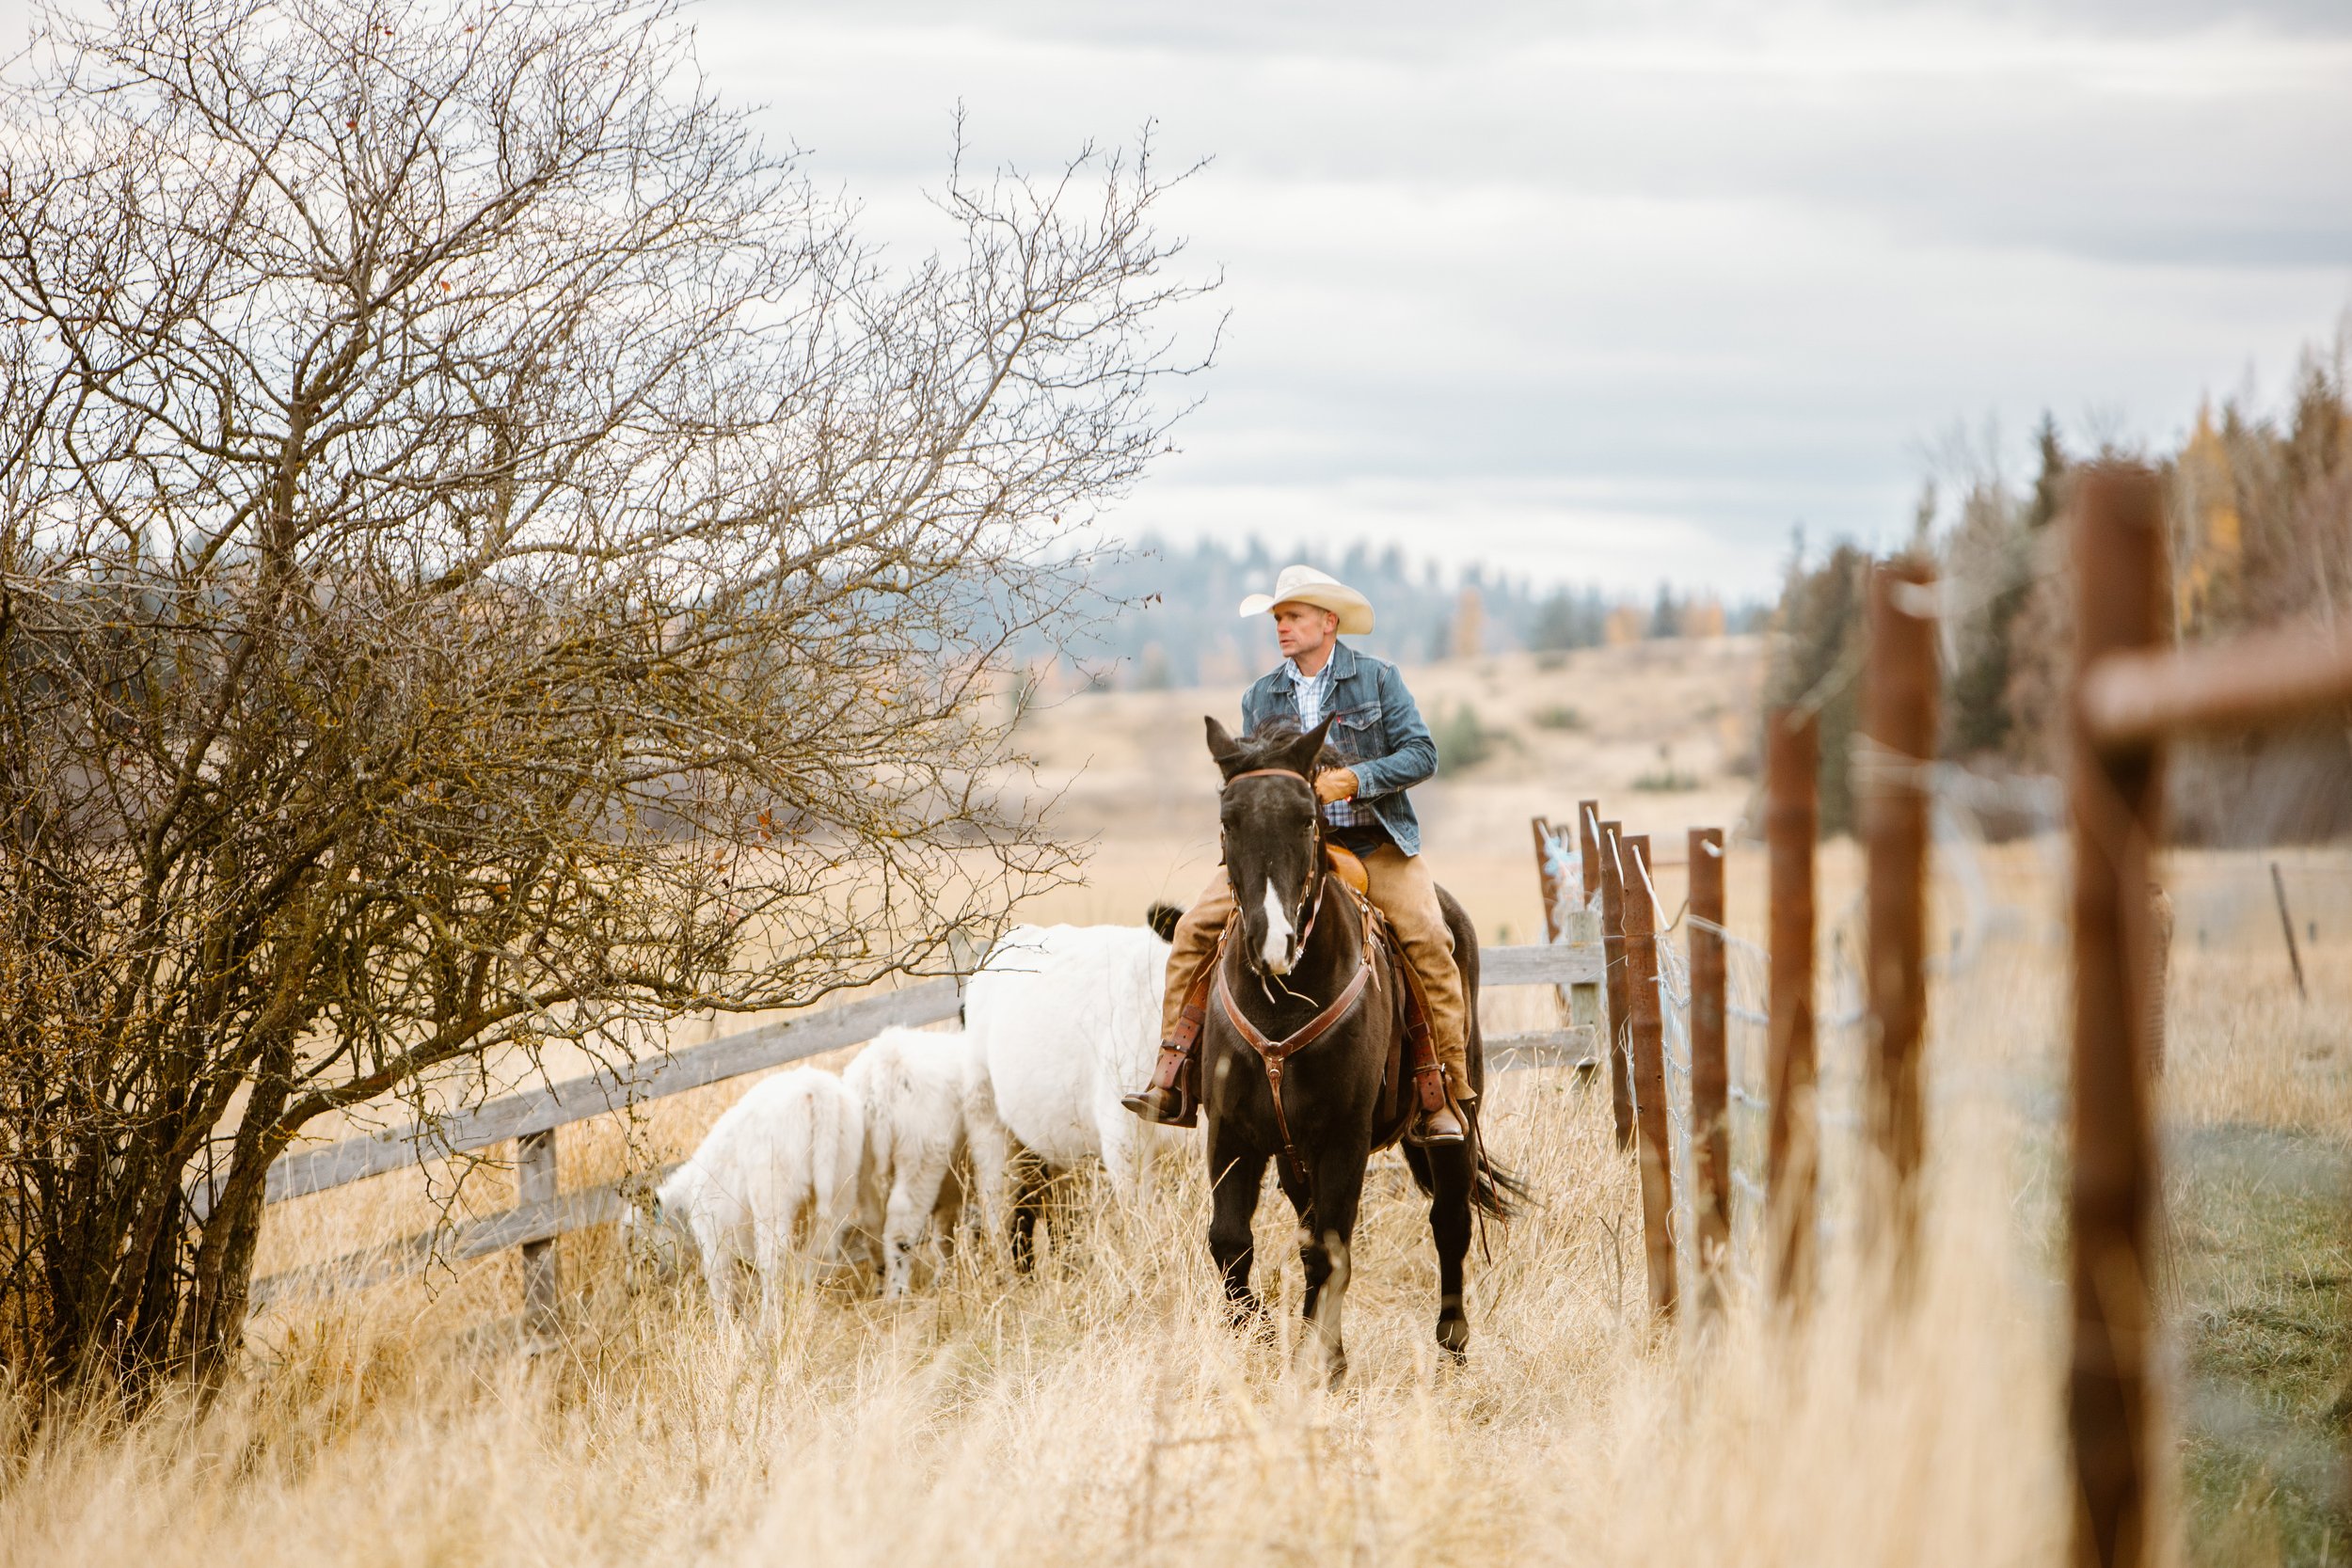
[[1199, 716, 1523, 1378]]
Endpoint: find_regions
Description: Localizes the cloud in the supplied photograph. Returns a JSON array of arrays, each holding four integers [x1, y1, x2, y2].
[[4, 0, 2341, 594], [670, 3, 2352, 590]]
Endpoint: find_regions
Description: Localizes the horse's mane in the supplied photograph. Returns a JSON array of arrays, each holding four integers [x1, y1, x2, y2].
[[1230, 717, 1320, 773]]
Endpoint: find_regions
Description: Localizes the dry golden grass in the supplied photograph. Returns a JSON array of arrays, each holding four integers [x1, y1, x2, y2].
[[7, 1063, 2081, 1568], [7, 645, 2344, 1567], [7, 876, 2093, 1568]]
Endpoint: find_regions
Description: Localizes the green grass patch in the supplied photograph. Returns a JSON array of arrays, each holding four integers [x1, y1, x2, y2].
[[2169, 1123, 2350, 1564]]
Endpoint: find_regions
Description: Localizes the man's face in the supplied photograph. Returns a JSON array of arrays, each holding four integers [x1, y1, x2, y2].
[[1272, 602, 1340, 660]]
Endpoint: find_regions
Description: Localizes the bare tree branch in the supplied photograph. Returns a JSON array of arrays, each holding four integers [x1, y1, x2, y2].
[[0, 0, 1213, 1391]]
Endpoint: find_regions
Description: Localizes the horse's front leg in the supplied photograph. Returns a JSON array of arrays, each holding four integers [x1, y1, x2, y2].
[[1296, 1148, 1367, 1386], [1207, 1130, 1269, 1327]]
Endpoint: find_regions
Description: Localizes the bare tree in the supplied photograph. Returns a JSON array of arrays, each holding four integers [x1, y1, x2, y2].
[[0, 0, 1211, 1390]]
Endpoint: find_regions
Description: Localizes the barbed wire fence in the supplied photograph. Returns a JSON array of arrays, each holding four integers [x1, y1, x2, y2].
[[1534, 485, 2349, 1562], [1545, 747, 2079, 1306]]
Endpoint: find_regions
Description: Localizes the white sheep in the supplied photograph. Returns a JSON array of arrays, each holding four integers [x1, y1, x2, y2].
[[961, 911, 1188, 1264], [842, 1025, 972, 1297], [643, 1065, 864, 1313]]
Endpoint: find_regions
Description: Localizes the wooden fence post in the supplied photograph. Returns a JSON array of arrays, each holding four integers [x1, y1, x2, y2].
[[1622, 832, 1677, 1318], [1766, 706, 1819, 1307], [1570, 801, 1606, 1071], [1599, 818, 1635, 1149], [1689, 826, 1729, 1306], [1865, 557, 1938, 1273], [2068, 464, 2169, 1568], [1577, 801, 1602, 913], [2269, 863, 2306, 998], [518, 1128, 559, 1333]]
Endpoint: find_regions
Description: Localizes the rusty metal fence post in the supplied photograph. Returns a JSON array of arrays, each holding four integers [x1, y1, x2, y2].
[[1864, 557, 1937, 1272], [1599, 817, 1634, 1150], [1766, 707, 1819, 1307], [1622, 832, 1677, 1318], [2068, 465, 2169, 1568], [1689, 826, 1729, 1306]]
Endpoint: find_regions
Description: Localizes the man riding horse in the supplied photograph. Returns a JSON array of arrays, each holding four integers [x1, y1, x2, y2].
[[1122, 564, 1472, 1146]]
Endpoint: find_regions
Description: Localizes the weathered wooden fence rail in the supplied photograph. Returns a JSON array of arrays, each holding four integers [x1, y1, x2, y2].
[[248, 942, 1601, 1305], [242, 977, 968, 1213]]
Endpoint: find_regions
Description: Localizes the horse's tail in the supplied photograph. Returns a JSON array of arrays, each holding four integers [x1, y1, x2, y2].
[[1143, 901, 1184, 942], [1470, 1149, 1533, 1220], [1405, 1139, 1533, 1221]]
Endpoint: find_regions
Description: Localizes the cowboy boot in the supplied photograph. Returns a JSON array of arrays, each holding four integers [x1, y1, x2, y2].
[[1406, 1064, 1468, 1146], [1393, 942, 1467, 1147], [1410, 1099, 1468, 1146], [1123, 959, 1216, 1127], [1120, 1041, 1198, 1128]]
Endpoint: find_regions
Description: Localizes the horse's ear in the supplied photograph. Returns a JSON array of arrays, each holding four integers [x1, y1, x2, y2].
[[1290, 716, 1335, 774], [1204, 715, 1242, 769]]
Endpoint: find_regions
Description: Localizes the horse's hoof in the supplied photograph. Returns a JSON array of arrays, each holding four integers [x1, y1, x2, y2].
[[1326, 1350, 1348, 1388], [1436, 1317, 1470, 1364], [1225, 1293, 1266, 1332]]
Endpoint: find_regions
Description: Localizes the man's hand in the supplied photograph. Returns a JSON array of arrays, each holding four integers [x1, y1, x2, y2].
[[1314, 768, 1358, 805]]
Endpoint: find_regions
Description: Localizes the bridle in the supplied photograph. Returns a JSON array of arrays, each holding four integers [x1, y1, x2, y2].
[[1213, 764, 1377, 1196], [1219, 766, 1328, 971]]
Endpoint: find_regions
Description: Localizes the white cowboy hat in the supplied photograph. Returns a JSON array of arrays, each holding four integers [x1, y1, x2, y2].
[[1237, 564, 1375, 635]]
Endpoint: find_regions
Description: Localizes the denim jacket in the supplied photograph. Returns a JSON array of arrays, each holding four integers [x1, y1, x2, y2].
[[1239, 640, 1437, 856]]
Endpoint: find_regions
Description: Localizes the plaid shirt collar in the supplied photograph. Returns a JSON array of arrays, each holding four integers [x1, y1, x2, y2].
[[1282, 653, 1334, 728]]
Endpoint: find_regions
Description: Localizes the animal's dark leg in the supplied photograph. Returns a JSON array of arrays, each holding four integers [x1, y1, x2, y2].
[[1207, 1140, 1268, 1327], [1425, 1141, 1476, 1363], [1298, 1152, 1367, 1386], [1298, 1221, 1328, 1325], [1009, 1150, 1051, 1275]]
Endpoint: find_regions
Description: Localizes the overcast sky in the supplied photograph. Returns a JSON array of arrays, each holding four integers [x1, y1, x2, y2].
[[685, 0, 2351, 596], [8, 0, 2348, 596]]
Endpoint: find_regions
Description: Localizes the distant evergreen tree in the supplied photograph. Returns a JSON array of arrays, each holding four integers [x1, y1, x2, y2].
[[1997, 420, 2074, 773], [1530, 586, 1606, 650], [2026, 412, 2067, 531], [1762, 541, 1870, 836], [1943, 477, 2035, 760], [1648, 583, 1681, 639]]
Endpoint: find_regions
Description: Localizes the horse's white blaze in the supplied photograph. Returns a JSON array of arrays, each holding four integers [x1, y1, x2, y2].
[[1261, 880, 1295, 974]]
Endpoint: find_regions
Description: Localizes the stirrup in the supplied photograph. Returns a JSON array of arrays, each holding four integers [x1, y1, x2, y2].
[[1121, 1084, 1197, 1128], [1406, 1101, 1468, 1147]]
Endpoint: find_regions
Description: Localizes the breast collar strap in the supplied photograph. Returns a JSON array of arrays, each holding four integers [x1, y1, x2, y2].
[[1212, 879, 1378, 1195]]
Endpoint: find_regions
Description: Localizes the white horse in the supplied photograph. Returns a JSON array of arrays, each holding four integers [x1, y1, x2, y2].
[[842, 1025, 971, 1297], [641, 1066, 864, 1312], [961, 907, 1188, 1263]]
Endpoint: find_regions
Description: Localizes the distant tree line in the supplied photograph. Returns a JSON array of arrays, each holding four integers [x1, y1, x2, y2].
[[1765, 325, 2352, 843], [1050, 535, 1766, 689]]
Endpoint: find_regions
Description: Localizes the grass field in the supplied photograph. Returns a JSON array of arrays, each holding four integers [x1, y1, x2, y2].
[[3, 639, 2344, 1567]]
